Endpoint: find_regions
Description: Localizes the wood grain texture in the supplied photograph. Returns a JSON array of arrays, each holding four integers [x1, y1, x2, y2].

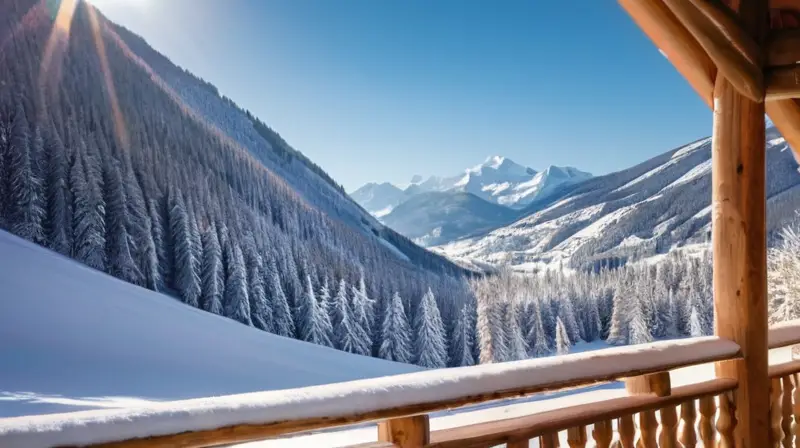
[[767, 28, 800, 65], [663, 0, 764, 101], [679, 400, 698, 447], [782, 375, 793, 448], [712, 59, 770, 447], [690, 0, 763, 65], [566, 426, 586, 448], [592, 420, 613, 448], [771, 378, 785, 447], [765, 99, 800, 162], [624, 372, 671, 397], [378, 415, 429, 448], [717, 392, 737, 448], [618, 414, 635, 448], [426, 380, 736, 448], [618, 0, 717, 107], [698, 395, 716, 448], [636, 410, 658, 447], [658, 405, 679, 448]]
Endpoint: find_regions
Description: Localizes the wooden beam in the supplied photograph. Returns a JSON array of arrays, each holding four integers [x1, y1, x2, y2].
[[712, 73, 770, 448], [767, 29, 800, 67], [378, 415, 429, 448], [618, 0, 717, 107], [767, 65, 800, 100], [663, 0, 764, 102], [689, 0, 762, 66], [624, 372, 672, 397], [766, 99, 800, 161]]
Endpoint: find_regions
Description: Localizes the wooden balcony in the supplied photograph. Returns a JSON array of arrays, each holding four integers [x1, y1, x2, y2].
[[1, 324, 797, 447]]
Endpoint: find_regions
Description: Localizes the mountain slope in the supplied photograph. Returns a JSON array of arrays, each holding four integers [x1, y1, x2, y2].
[[0, 0, 475, 368], [349, 182, 408, 217], [381, 192, 520, 247], [0, 230, 418, 418], [437, 128, 800, 271]]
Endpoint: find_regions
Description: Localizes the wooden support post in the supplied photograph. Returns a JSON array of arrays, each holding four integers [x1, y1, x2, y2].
[[624, 372, 672, 397], [377, 415, 430, 448], [712, 1, 769, 445]]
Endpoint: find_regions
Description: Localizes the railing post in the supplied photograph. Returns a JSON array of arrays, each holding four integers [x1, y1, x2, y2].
[[377, 415, 429, 448], [711, 1, 769, 446]]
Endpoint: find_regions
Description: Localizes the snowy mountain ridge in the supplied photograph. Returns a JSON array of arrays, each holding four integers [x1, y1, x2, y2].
[[351, 156, 592, 217], [434, 128, 800, 272]]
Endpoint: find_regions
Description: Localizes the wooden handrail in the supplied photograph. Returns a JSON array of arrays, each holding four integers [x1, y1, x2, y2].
[[1, 338, 740, 448], [768, 319, 800, 349], [769, 360, 800, 378], [426, 379, 737, 448]]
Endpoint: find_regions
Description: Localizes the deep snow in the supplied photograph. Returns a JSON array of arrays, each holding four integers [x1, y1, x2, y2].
[[0, 230, 417, 419]]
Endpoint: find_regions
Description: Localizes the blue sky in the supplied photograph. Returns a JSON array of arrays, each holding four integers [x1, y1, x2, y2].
[[88, 0, 712, 191]]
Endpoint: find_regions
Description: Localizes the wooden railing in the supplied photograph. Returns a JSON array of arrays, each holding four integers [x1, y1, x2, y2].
[[3, 324, 800, 447]]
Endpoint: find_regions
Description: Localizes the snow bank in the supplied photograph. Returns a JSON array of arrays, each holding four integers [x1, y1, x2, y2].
[[0, 231, 417, 421], [0, 337, 739, 447]]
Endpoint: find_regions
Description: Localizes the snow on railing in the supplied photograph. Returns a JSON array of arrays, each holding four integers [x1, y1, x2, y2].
[[769, 318, 800, 349], [0, 337, 740, 448]]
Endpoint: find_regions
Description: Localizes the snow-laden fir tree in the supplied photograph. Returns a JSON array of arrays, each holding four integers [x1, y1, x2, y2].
[[555, 316, 571, 355], [147, 199, 167, 291], [200, 224, 223, 315], [267, 258, 295, 337], [297, 274, 332, 346], [378, 291, 412, 363], [350, 273, 374, 352], [169, 188, 200, 307], [449, 302, 476, 367], [43, 125, 70, 255], [506, 302, 528, 361], [559, 295, 581, 344], [223, 243, 252, 326], [70, 142, 105, 271], [525, 300, 550, 357], [247, 250, 273, 332], [333, 278, 370, 354], [413, 288, 448, 368], [768, 221, 800, 323], [628, 298, 653, 345], [103, 159, 140, 284], [8, 103, 45, 244], [689, 304, 705, 337], [317, 277, 335, 345]]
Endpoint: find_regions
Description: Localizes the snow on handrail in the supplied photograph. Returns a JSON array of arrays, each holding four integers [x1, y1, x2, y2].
[[768, 318, 800, 349], [0, 337, 740, 448]]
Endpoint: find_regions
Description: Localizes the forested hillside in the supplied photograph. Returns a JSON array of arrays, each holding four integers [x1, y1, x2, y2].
[[0, 0, 476, 368]]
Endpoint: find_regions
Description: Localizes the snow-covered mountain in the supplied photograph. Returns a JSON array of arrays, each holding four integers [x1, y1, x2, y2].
[[351, 157, 592, 216], [435, 128, 800, 272], [381, 192, 520, 247]]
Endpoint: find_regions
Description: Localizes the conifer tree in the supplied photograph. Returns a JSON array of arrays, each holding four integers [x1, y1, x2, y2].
[[413, 288, 448, 368], [200, 224, 223, 315], [317, 277, 335, 344], [8, 103, 44, 243], [378, 291, 412, 363], [629, 298, 653, 345], [449, 303, 476, 367], [247, 250, 272, 331], [44, 126, 70, 255], [689, 304, 705, 337], [71, 142, 105, 271], [298, 274, 332, 346], [555, 316, 571, 355], [169, 188, 200, 307], [268, 258, 295, 337], [334, 278, 369, 354], [526, 300, 550, 357], [103, 160, 140, 284], [223, 243, 251, 325]]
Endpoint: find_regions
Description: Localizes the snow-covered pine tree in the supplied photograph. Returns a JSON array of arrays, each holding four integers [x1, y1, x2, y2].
[[525, 299, 550, 357], [317, 277, 335, 345], [378, 291, 412, 363], [169, 188, 200, 307], [506, 301, 528, 361], [297, 274, 332, 346], [475, 285, 496, 364], [138, 213, 160, 291], [333, 278, 369, 354], [449, 302, 476, 367], [268, 257, 295, 337], [70, 141, 106, 271], [43, 125, 70, 255], [689, 304, 705, 337], [200, 224, 223, 315], [247, 249, 273, 332], [103, 159, 140, 284], [147, 199, 168, 291], [350, 273, 374, 352], [413, 288, 448, 368], [555, 316, 571, 355], [223, 243, 252, 326], [628, 298, 653, 345], [8, 103, 45, 243]]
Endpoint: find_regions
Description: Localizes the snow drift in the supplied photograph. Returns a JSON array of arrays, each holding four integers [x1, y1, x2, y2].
[[0, 230, 418, 419]]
